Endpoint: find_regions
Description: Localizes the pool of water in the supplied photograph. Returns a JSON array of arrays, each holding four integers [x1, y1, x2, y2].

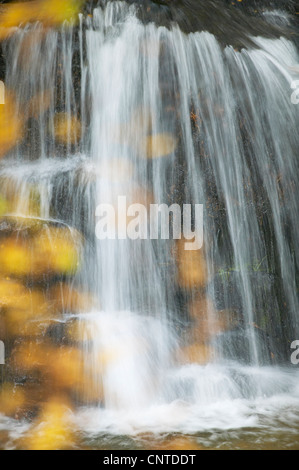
[[1, 364, 299, 450]]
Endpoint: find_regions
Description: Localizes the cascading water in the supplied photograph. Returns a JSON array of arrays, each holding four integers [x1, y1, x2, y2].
[[0, 0, 299, 449]]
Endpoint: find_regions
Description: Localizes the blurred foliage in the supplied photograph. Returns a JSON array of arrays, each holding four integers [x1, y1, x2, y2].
[[0, 384, 26, 416], [0, 0, 86, 40], [0, 225, 81, 277], [142, 133, 177, 159], [176, 238, 207, 289], [0, 92, 23, 157], [53, 112, 82, 145], [22, 397, 74, 450]]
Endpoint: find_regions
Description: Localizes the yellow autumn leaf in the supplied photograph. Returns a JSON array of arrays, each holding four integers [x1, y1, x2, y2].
[[23, 398, 74, 450], [33, 226, 81, 275], [0, 238, 32, 277], [13, 341, 48, 370], [0, 194, 9, 216], [0, 278, 25, 304], [176, 238, 207, 289], [53, 112, 82, 144], [0, 3, 33, 40], [0, 0, 85, 40], [0, 92, 24, 157], [38, 0, 84, 25], [48, 347, 83, 390], [0, 279, 46, 311], [0, 384, 26, 416], [6, 310, 52, 336], [13, 341, 86, 393], [0, 226, 81, 278], [178, 343, 214, 365], [140, 133, 177, 159]]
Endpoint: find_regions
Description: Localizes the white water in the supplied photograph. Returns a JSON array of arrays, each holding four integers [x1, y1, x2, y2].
[[74, 367, 299, 436], [1, 1, 299, 443], [72, 311, 299, 439]]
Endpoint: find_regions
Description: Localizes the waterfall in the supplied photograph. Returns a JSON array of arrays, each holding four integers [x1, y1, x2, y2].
[[1, 0, 299, 444]]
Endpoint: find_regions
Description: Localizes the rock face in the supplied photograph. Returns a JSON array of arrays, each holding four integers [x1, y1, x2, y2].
[[211, 270, 290, 362], [213, 325, 284, 366], [212, 271, 277, 314], [0, 48, 4, 82], [120, 0, 297, 48]]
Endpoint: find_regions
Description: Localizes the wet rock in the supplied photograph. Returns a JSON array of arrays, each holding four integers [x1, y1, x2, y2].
[[211, 270, 277, 314], [213, 325, 283, 365], [123, 0, 295, 49], [210, 270, 291, 359]]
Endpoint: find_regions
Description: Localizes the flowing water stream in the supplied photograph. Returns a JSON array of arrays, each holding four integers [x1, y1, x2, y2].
[[0, 0, 299, 449]]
